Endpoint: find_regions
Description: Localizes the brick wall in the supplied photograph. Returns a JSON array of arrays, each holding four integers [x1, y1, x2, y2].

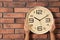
[[0, 0, 59, 40]]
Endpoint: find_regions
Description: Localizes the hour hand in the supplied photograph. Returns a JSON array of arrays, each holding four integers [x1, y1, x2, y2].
[[34, 17, 40, 21]]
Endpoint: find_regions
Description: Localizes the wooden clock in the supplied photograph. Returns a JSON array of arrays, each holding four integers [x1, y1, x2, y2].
[[25, 6, 54, 34]]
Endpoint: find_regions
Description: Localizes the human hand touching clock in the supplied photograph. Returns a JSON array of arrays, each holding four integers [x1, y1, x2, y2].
[[25, 6, 54, 34]]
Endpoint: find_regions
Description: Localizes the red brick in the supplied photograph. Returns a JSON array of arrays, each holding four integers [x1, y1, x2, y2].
[[27, 0, 36, 2], [0, 34, 2, 39], [55, 18, 60, 24], [56, 24, 60, 28], [0, 0, 12, 1], [48, 0, 59, 1], [0, 18, 14, 23], [0, 24, 2, 28], [0, 29, 14, 34], [55, 29, 60, 33], [49, 8, 59, 12], [26, 2, 47, 7], [0, 8, 13, 12], [0, 2, 2, 7], [37, 0, 46, 1], [49, 2, 60, 6], [3, 24, 24, 28], [3, 34, 24, 39], [14, 8, 29, 12], [4, 2, 25, 7], [15, 29, 24, 34], [0, 39, 22, 40], [32, 34, 47, 38], [56, 34, 60, 39], [54, 13, 60, 17], [3, 13, 25, 18], [15, 39, 24, 40], [15, 18, 24, 23], [37, 0, 59, 1], [13, 0, 36, 2], [0, 13, 2, 17], [0, 39, 11, 40]]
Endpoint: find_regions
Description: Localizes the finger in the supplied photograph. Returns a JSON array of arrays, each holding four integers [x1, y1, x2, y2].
[[24, 19, 27, 30], [53, 19, 55, 24], [24, 19, 27, 28], [52, 24, 56, 31]]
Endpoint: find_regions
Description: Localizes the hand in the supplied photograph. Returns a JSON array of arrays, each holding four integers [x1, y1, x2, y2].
[[24, 20, 30, 34], [34, 17, 40, 21], [50, 20, 56, 32], [39, 14, 49, 21]]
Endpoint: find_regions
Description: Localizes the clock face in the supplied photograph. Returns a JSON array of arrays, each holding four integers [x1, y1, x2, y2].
[[26, 6, 54, 34]]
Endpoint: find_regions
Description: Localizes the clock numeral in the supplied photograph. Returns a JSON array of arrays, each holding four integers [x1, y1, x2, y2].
[[30, 15, 33, 17], [34, 11, 35, 13], [47, 24, 49, 26], [43, 27, 46, 30], [37, 26, 42, 31], [29, 18, 34, 23], [36, 10, 42, 14], [29, 24, 33, 27], [46, 18, 50, 23]]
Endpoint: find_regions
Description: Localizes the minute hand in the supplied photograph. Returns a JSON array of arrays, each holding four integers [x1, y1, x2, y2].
[[39, 14, 49, 21]]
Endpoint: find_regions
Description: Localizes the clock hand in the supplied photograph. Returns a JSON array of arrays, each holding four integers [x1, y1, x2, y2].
[[39, 14, 49, 21], [34, 17, 40, 21]]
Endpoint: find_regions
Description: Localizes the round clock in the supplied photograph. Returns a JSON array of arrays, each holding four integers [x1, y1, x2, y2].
[[25, 6, 54, 34]]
